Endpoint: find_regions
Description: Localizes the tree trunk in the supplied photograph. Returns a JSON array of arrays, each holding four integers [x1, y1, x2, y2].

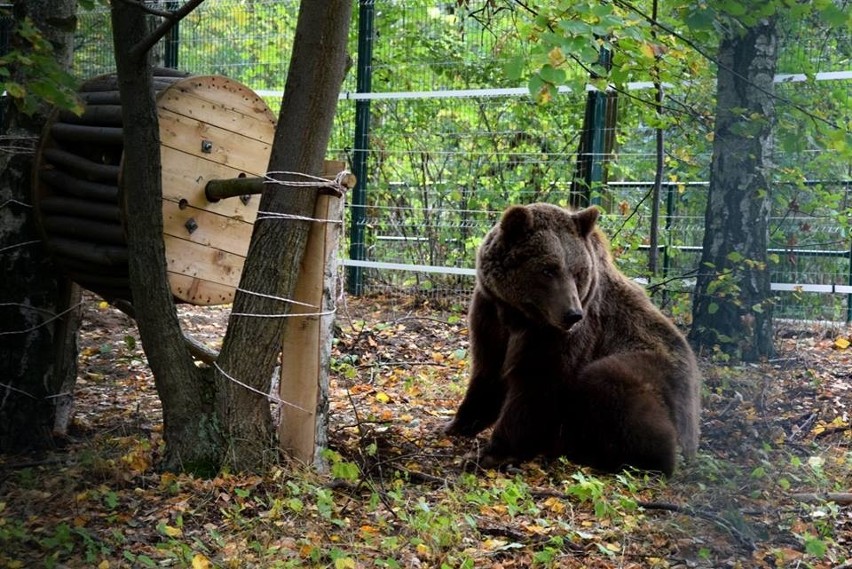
[[690, 18, 779, 361], [215, 0, 352, 471], [0, 0, 82, 452], [110, 1, 223, 474]]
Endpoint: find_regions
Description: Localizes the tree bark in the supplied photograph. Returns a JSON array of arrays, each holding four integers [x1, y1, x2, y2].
[[690, 17, 779, 361], [215, 0, 352, 471], [0, 0, 82, 452], [110, 1, 223, 474]]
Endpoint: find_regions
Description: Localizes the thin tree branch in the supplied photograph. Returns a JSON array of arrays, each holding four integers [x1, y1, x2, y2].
[[121, 0, 208, 61], [790, 492, 852, 505], [509, 0, 838, 129], [613, 0, 839, 129]]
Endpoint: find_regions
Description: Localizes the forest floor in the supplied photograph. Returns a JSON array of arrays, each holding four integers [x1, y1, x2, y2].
[[1, 292, 851, 568]]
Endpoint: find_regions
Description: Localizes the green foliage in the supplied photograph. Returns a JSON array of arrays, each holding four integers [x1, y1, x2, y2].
[[65, 0, 851, 318], [0, 14, 83, 116]]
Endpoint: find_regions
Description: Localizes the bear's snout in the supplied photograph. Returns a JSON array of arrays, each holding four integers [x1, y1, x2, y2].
[[562, 309, 584, 329]]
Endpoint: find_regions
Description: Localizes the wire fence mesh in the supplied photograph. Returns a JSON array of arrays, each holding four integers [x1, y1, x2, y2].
[[70, 0, 852, 322]]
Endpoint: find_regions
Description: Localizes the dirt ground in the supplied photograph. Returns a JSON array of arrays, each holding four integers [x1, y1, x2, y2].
[[0, 291, 850, 568]]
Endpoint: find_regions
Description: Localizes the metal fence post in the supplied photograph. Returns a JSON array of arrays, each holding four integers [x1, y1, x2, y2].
[[346, 0, 374, 295], [571, 45, 611, 208], [164, 1, 179, 69]]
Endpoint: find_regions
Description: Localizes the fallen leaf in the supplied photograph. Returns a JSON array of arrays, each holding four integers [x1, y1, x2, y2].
[[160, 524, 183, 537]]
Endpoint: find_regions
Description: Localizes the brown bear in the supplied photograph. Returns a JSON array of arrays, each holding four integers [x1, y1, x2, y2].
[[444, 203, 701, 476]]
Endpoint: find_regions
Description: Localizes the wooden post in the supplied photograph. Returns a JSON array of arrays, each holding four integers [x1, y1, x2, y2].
[[278, 187, 345, 468]]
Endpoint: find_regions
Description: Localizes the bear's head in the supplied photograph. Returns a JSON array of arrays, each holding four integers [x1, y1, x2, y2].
[[477, 203, 603, 331]]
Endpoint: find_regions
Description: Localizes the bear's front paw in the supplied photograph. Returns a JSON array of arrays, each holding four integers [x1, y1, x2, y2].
[[461, 447, 519, 472], [442, 418, 478, 438]]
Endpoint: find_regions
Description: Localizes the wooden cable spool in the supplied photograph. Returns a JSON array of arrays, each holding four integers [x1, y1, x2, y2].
[[33, 69, 343, 306]]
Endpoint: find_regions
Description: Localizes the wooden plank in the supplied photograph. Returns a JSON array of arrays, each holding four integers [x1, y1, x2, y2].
[[278, 193, 345, 467], [42, 215, 124, 244], [39, 196, 122, 223], [160, 141, 346, 223], [164, 233, 245, 289], [39, 169, 118, 202], [81, 77, 181, 93], [158, 76, 276, 136], [53, 255, 127, 276], [168, 273, 237, 305], [42, 148, 120, 183], [162, 200, 254, 257], [49, 237, 128, 266], [160, 145, 263, 222], [322, 161, 348, 178], [158, 108, 274, 174], [50, 123, 124, 145], [58, 104, 124, 126], [79, 91, 123, 106]]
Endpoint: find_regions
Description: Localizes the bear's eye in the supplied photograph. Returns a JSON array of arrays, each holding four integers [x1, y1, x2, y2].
[[542, 266, 559, 278]]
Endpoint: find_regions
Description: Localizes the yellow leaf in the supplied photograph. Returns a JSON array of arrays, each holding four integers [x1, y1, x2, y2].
[[98, 301, 110, 310], [524, 523, 549, 535], [162, 524, 183, 537], [191, 554, 211, 569], [483, 538, 507, 550], [160, 472, 179, 489], [375, 391, 390, 404], [640, 42, 656, 59], [334, 558, 356, 569], [98, 561, 110, 569], [543, 496, 565, 514], [833, 337, 850, 350], [415, 543, 431, 557], [547, 47, 565, 67]]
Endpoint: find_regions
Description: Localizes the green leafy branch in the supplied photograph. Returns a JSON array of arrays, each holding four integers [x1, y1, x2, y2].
[[0, 15, 83, 117]]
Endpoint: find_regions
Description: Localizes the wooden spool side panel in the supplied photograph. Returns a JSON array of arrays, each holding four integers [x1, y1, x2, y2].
[[160, 147, 262, 222], [158, 75, 276, 305], [157, 76, 276, 143], [158, 108, 273, 174], [168, 273, 239, 306], [162, 200, 254, 255], [164, 235, 246, 305]]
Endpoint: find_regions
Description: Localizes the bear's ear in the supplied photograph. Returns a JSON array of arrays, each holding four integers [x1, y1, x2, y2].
[[500, 205, 534, 238], [574, 206, 600, 237]]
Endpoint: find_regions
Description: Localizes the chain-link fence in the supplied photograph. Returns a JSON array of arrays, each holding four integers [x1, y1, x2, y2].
[[72, 0, 852, 321]]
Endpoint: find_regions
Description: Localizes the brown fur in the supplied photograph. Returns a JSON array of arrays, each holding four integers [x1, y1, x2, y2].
[[445, 203, 701, 476]]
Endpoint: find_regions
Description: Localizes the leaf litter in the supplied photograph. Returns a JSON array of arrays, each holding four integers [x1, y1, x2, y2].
[[0, 292, 850, 568]]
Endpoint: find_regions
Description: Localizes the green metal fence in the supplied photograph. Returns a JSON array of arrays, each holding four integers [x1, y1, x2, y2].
[[72, 0, 852, 322]]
